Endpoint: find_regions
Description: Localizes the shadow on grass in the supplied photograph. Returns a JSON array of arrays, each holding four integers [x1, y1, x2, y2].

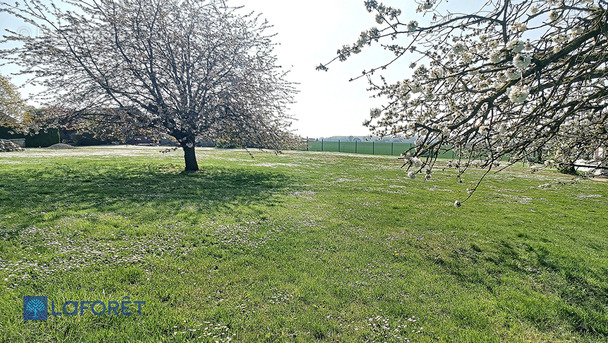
[[0, 162, 295, 228], [425, 240, 608, 338]]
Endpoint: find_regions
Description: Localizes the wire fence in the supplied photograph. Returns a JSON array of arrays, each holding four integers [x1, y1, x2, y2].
[[305, 139, 456, 159]]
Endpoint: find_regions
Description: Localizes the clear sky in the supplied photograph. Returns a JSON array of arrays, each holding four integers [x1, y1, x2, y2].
[[243, 0, 417, 138], [0, 0, 423, 138]]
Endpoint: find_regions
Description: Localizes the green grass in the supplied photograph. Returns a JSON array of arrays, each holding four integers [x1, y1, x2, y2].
[[0, 146, 607, 342]]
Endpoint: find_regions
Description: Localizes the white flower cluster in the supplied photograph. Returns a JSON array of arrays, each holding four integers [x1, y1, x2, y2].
[[453, 42, 466, 54], [417, 1, 434, 12], [572, 26, 584, 37], [513, 54, 531, 69], [549, 10, 560, 22], [407, 20, 418, 32], [430, 67, 444, 79], [401, 153, 424, 179], [506, 69, 522, 80], [409, 81, 422, 93], [490, 50, 502, 63], [511, 23, 527, 32], [507, 39, 525, 54], [509, 85, 529, 103]]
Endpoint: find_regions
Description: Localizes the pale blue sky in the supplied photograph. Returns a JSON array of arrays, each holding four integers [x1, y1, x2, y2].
[[244, 0, 417, 137]]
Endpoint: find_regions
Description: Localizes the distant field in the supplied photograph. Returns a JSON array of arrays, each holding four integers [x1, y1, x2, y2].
[[0, 146, 607, 342]]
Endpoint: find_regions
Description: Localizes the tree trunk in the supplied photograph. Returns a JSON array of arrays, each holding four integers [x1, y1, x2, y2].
[[182, 140, 199, 172]]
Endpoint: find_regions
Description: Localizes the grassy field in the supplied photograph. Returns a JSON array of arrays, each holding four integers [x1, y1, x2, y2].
[[0, 146, 607, 342]]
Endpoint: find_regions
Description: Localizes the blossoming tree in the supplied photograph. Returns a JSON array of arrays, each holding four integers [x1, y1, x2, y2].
[[0, 74, 27, 124], [0, 0, 296, 171], [319, 0, 607, 203]]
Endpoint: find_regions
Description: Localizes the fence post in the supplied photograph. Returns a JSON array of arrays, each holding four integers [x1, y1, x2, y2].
[[306, 137, 309, 151], [355, 141, 358, 154], [373, 141, 375, 155], [338, 140, 341, 153], [391, 142, 394, 156]]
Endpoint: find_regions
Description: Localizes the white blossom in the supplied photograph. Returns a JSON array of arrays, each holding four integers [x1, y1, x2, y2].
[[409, 82, 422, 93], [430, 67, 444, 79], [572, 26, 584, 36], [490, 50, 502, 63], [507, 39, 525, 54], [453, 42, 466, 54], [407, 20, 419, 32], [511, 23, 527, 32], [509, 85, 529, 103], [513, 54, 531, 69], [506, 69, 522, 80]]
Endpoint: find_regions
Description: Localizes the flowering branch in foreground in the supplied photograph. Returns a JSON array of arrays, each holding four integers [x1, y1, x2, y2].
[[320, 0, 608, 204]]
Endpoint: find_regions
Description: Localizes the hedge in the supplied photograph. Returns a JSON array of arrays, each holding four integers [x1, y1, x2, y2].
[[0, 126, 60, 148]]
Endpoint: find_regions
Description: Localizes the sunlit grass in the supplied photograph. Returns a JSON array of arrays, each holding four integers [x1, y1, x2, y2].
[[0, 146, 607, 342]]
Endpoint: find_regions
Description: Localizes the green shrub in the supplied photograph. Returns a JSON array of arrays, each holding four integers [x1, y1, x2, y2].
[[0, 125, 60, 147]]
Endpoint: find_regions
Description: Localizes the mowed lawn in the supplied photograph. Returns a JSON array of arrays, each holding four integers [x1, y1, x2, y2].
[[0, 146, 607, 342]]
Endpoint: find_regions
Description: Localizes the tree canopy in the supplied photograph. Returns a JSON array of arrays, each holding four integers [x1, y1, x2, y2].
[[320, 0, 607, 202], [0, 74, 27, 124], [0, 0, 296, 170]]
